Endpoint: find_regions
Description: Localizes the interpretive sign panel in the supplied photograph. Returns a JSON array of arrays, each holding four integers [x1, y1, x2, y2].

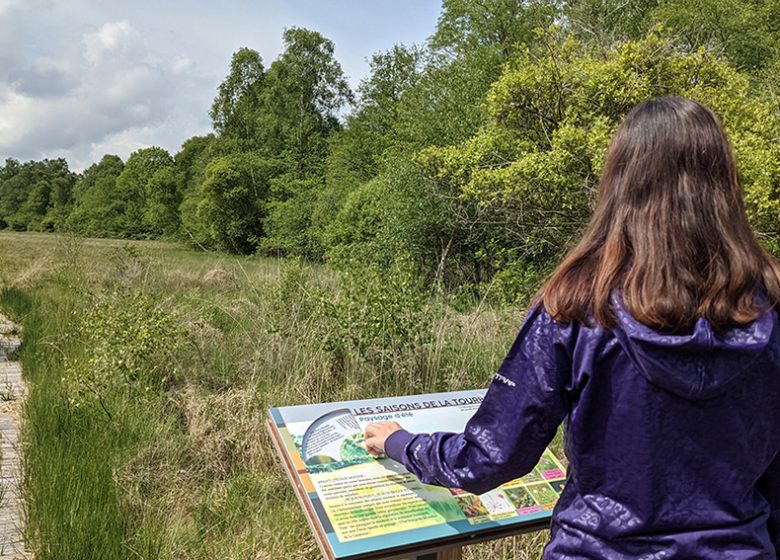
[[267, 389, 566, 560]]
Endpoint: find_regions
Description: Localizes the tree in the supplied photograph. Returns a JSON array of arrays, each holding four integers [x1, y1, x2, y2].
[[315, 45, 425, 255], [357, 45, 425, 129], [261, 177, 324, 258], [196, 153, 283, 254], [413, 30, 780, 296], [114, 147, 174, 237], [432, 0, 560, 59], [0, 159, 28, 229], [260, 27, 353, 178], [0, 159, 76, 231], [176, 134, 221, 246], [651, 0, 778, 72], [390, 0, 562, 152], [337, 44, 424, 173], [392, 49, 499, 148], [324, 157, 451, 276], [241, 27, 354, 257], [563, 0, 658, 45], [67, 155, 125, 236], [210, 48, 265, 144], [42, 159, 78, 231], [144, 168, 180, 237], [564, 0, 780, 73]]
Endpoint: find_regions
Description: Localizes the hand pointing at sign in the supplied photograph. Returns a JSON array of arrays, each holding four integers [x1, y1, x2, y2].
[[364, 421, 403, 457]]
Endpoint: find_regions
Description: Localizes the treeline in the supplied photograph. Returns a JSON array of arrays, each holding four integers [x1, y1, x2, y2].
[[3, 0, 780, 300]]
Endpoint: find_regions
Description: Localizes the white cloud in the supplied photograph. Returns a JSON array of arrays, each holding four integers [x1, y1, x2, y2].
[[0, 0, 21, 16], [84, 20, 133, 62], [171, 56, 194, 75], [0, 9, 213, 171]]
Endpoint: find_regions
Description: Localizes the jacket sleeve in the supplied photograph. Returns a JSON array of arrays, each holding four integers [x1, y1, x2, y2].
[[384, 304, 575, 495], [758, 450, 780, 551]]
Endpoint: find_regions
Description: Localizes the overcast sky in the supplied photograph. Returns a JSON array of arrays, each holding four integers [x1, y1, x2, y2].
[[0, 0, 442, 171]]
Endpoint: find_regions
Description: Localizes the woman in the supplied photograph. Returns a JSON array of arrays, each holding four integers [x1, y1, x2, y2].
[[365, 97, 780, 558]]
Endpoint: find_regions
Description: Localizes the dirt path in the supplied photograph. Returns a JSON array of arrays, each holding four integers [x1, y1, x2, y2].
[[0, 316, 26, 558]]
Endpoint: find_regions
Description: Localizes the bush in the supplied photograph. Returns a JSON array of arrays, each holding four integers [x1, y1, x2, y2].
[[197, 153, 283, 254], [65, 292, 184, 417], [325, 259, 435, 364], [267, 258, 436, 373], [260, 177, 324, 258], [416, 29, 780, 279]]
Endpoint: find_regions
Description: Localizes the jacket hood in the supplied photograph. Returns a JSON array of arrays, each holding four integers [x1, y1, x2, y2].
[[610, 293, 776, 400]]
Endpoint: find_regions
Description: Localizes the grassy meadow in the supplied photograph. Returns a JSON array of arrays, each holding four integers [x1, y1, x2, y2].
[[0, 231, 557, 559]]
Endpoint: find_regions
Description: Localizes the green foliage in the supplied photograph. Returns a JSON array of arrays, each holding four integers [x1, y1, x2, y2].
[[652, 0, 778, 72], [65, 292, 183, 416], [314, 45, 426, 262], [432, 0, 560, 58], [487, 258, 548, 306], [145, 167, 181, 237], [564, 0, 660, 44], [67, 148, 177, 239], [0, 158, 76, 232], [415, 30, 780, 297], [176, 134, 226, 248], [66, 155, 126, 237], [323, 177, 390, 263], [5, 2, 780, 287], [197, 153, 283, 254], [325, 261, 435, 364], [565, 0, 780, 74], [392, 48, 497, 149], [115, 147, 175, 237], [260, 27, 353, 178], [322, 45, 424, 194], [210, 48, 265, 141], [324, 156, 452, 281], [261, 177, 324, 258], [388, 0, 563, 153], [182, 29, 354, 254], [0, 160, 31, 230], [269, 258, 436, 371], [42, 160, 78, 231]]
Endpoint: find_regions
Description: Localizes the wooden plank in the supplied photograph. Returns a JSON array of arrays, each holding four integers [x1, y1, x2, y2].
[[0, 313, 25, 559]]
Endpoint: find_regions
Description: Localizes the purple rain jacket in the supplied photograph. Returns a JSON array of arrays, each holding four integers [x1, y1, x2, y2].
[[385, 295, 780, 558]]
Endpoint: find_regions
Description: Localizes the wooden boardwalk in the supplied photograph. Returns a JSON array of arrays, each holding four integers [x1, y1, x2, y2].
[[0, 315, 26, 558]]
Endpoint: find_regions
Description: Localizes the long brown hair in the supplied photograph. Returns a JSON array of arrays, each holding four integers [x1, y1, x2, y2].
[[540, 96, 780, 332]]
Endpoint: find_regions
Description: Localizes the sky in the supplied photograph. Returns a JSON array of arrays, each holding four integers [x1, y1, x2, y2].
[[0, 0, 442, 171]]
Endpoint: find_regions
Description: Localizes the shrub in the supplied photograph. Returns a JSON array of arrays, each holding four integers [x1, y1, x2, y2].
[[267, 258, 436, 372], [416, 29, 780, 279], [65, 292, 184, 417], [325, 259, 435, 363]]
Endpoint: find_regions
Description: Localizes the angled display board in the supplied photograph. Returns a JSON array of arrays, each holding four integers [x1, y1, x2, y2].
[[267, 389, 567, 560]]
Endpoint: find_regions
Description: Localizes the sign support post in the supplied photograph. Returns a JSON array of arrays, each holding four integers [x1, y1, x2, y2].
[[409, 547, 463, 560]]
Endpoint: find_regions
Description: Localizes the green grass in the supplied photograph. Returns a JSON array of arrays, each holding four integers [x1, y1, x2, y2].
[[0, 231, 558, 560]]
